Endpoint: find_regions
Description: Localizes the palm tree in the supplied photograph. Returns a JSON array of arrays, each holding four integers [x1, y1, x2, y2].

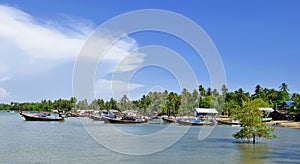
[[279, 83, 289, 92], [166, 92, 181, 117], [70, 97, 77, 110], [96, 99, 105, 110], [221, 84, 228, 96], [212, 88, 219, 97], [206, 87, 212, 96], [292, 93, 300, 102], [198, 85, 206, 97], [263, 88, 269, 101], [252, 85, 264, 99], [191, 89, 199, 108], [120, 94, 130, 111], [140, 95, 151, 114], [180, 88, 191, 113], [235, 88, 250, 106], [255, 85, 263, 95]]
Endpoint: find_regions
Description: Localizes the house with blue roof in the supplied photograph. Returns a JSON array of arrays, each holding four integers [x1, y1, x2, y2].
[[280, 101, 297, 110], [270, 101, 298, 120]]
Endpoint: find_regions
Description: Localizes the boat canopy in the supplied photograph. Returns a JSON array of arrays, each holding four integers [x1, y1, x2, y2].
[[194, 108, 218, 116], [258, 107, 274, 113]]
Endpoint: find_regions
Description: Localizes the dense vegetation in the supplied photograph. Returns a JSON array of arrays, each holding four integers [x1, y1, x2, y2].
[[1, 83, 300, 117]]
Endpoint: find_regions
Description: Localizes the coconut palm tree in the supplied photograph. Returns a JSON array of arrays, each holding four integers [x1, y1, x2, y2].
[[255, 85, 263, 95], [221, 84, 228, 96], [206, 87, 212, 96], [279, 83, 289, 92], [166, 92, 181, 117], [198, 85, 206, 97]]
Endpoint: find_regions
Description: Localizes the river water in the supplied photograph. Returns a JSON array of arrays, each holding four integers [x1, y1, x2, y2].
[[1, 112, 300, 164]]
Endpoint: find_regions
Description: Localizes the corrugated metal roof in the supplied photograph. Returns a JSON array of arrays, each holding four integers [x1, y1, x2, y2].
[[194, 108, 218, 114], [259, 107, 274, 113]]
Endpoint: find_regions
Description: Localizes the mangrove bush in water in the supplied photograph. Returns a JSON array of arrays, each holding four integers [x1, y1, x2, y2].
[[231, 99, 278, 144]]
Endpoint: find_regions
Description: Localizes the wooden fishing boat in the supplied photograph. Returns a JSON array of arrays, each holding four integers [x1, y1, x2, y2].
[[262, 117, 272, 122], [66, 112, 79, 117], [19, 112, 64, 121], [91, 111, 117, 122], [105, 118, 147, 124], [90, 115, 103, 121], [161, 117, 177, 123], [100, 113, 147, 124], [218, 118, 271, 125], [177, 119, 217, 126], [218, 119, 240, 125]]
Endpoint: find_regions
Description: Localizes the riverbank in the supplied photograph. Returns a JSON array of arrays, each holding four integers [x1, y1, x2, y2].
[[267, 120, 300, 129], [217, 117, 300, 129]]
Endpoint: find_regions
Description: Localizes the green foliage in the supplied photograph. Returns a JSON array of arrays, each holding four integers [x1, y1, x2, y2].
[[290, 94, 300, 118], [223, 100, 239, 116], [221, 84, 228, 96], [53, 99, 73, 111], [231, 99, 277, 144], [89, 99, 106, 110], [199, 96, 211, 108], [166, 92, 181, 116], [105, 98, 118, 110], [179, 88, 195, 115], [198, 85, 206, 97], [279, 83, 289, 92], [292, 93, 300, 104], [138, 95, 151, 114], [288, 104, 300, 117], [147, 92, 166, 115], [119, 95, 132, 111], [77, 99, 88, 110]]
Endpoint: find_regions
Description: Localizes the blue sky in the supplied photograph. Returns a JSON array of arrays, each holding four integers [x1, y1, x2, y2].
[[0, 0, 299, 103]]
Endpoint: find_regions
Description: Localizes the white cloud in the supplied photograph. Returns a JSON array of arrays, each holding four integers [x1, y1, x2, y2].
[[0, 5, 90, 78], [115, 51, 146, 72], [0, 5, 88, 59], [0, 5, 146, 101], [53, 13, 95, 37], [0, 88, 10, 99], [99, 36, 146, 73], [0, 5, 145, 75], [95, 79, 143, 100], [0, 76, 10, 82], [93, 37, 146, 100]]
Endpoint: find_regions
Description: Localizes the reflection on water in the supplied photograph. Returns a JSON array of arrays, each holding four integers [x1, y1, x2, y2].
[[236, 143, 270, 164]]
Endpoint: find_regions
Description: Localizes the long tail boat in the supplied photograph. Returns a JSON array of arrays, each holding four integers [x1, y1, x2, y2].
[[103, 114, 147, 124], [19, 112, 64, 121], [161, 117, 177, 123], [177, 119, 217, 126], [105, 118, 147, 124]]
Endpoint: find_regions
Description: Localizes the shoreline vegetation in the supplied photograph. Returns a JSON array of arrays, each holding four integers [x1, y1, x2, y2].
[[1, 83, 300, 127]]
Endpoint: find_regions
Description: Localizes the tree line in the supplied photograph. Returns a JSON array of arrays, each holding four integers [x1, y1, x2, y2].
[[1, 83, 299, 117]]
